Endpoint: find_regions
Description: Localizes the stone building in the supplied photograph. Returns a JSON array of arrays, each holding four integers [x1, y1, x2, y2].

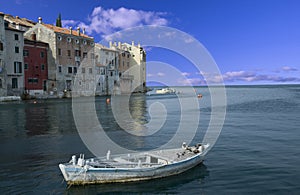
[[4, 14, 35, 32], [109, 41, 146, 93], [24, 17, 94, 96], [94, 43, 119, 95], [108, 41, 133, 94], [0, 13, 7, 96], [4, 19, 25, 96], [23, 34, 49, 96]]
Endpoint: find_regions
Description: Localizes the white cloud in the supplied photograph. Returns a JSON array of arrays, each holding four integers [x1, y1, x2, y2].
[[157, 72, 165, 77], [62, 6, 168, 36], [281, 66, 298, 72], [147, 73, 154, 77], [181, 72, 190, 76], [189, 70, 300, 85], [177, 78, 206, 86]]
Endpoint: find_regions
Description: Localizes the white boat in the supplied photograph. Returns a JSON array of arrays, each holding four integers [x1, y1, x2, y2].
[[59, 142, 209, 185], [155, 88, 176, 94]]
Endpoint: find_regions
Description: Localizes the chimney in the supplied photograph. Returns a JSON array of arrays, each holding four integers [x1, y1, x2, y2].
[[16, 23, 20, 30], [109, 41, 112, 48], [83, 28, 85, 35], [132, 41, 134, 46], [138, 43, 140, 48], [77, 27, 80, 36], [38, 17, 42, 24], [31, 32, 36, 41], [69, 27, 72, 34], [114, 42, 117, 47], [118, 42, 121, 49]]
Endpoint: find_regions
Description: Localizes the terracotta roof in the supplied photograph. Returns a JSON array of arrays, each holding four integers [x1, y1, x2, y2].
[[4, 14, 36, 27], [42, 24, 93, 39]]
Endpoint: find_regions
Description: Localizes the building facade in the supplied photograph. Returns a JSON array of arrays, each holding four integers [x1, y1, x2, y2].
[[0, 13, 7, 96], [94, 43, 119, 95], [23, 34, 49, 96], [5, 20, 25, 96], [24, 18, 94, 96], [109, 41, 146, 93]]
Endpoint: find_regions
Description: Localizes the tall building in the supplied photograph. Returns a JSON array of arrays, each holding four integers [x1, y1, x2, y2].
[[23, 33, 49, 96], [24, 17, 94, 95], [4, 19, 25, 96], [109, 41, 146, 93], [0, 13, 7, 96], [94, 43, 119, 95]]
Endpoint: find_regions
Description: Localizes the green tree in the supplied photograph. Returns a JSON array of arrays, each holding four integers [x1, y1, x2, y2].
[[56, 13, 62, 27]]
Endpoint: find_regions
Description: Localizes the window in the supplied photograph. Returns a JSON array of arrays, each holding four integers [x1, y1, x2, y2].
[[83, 52, 87, 58], [12, 78, 18, 88], [75, 50, 81, 57], [67, 50, 71, 57], [15, 46, 19, 53], [28, 78, 38, 83], [74, 67, 77, 74], [127, 62, 129, 67], [14, 34, 19, 40], [41, 64, 45, 70], [90, 53, 94, 59], [68, 67, 72, 74], [75, 39, 79, 44], [83, 40, 87, 45], [67, 37, 72, 43], [57, 35, 62, 41], [0, 42, 3, 51], [40, 51, 44, 58], [100, 68, 105, 75], [76, 61, 80, 66], [14, 62, 22, 73], [23, 50, 29, 57], [24, 63, 28, 70], [0, 79, 2, 88], [89, 68, 92, 74], [110, 71, 113, 77], [81, 68, 85, 73], [127, 54, 130, 58], [58, 66, 62, 73], [58, 48, 61, 56]]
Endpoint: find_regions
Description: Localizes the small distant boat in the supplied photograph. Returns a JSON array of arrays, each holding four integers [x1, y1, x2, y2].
[[59, 142, 209, 185], [155, 88, 176, 94]]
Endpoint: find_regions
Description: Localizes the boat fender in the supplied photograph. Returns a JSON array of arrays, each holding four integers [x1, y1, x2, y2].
[[106, 150, 111, 160], [71, 155, 76, 165]]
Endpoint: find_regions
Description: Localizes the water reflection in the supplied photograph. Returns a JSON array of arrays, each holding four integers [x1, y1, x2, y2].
[[25, 104, 49, 136], [66, 163, 209, 194]]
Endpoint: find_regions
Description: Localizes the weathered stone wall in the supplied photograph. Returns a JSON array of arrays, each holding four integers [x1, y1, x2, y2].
[[0, 13, 7, 96]]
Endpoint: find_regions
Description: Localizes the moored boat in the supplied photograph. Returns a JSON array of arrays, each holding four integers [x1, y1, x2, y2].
[[59, 142, 209, 185], [155, 88, 176, 94]]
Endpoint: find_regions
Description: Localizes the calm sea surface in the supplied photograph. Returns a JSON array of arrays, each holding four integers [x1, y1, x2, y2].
[[0, 85, 300, 194]]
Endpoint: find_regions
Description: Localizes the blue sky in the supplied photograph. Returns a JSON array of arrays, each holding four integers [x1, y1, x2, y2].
[[1, 0, 300, 85]]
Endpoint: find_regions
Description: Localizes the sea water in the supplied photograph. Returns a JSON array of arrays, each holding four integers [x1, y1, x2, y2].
[[0, 85, 299, 194]]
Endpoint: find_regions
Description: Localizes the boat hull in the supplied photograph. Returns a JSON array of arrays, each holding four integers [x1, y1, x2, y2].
[[59, 153, 205, 185]]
